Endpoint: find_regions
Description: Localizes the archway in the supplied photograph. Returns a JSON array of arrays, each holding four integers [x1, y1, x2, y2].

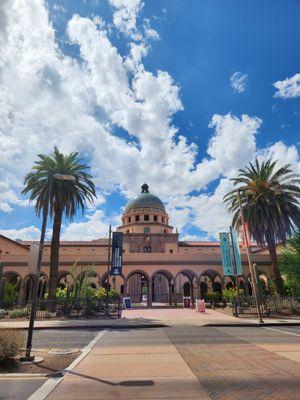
[[126, 270, 151, 306], [78, 269, 101, 289], [21, 274, 35, 303], [57, 270, 74, 290], [101, 271, 125, 295], [151, 270, 173, 305], [38, 273, 48, 299], [199, 269, 223, 299], [1, 271, 22, 302], [174, 269, 198, 305]]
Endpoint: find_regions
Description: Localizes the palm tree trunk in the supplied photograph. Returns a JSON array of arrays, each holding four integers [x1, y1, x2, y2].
[[48, 206, 63, 305], [266, 233, 284, 296]]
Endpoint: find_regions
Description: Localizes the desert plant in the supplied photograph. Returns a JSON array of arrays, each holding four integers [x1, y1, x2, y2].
[[0, 329, 24, 362], [8, 308, 30, 319]]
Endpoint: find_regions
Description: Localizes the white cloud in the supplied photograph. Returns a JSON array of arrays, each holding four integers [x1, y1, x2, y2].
[[230, 71, 248, 93], [108, 0, 143, 40], [273, 73, 300, 99], [0, 225, 41, 241], [61, 210, 118, 240], [257, 141, 300, 172], [0, 0, 298, 241]]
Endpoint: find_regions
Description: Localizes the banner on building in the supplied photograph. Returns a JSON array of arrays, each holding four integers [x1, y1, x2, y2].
[[219, 232, 234, 276], [110, 232, 123, 276], [231, 229, 243, 276]]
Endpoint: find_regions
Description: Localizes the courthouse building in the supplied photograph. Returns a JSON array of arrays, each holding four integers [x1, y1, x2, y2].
[[0, 184, 272, 305]]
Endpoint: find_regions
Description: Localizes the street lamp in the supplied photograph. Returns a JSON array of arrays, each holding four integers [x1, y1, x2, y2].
[[21, 173, 76, 362], [237, 189, 263, 324]]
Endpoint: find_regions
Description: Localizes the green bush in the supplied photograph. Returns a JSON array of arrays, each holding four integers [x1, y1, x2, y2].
[[222, 288, 240, 303], [8, 308, 30, 319], [3, 283, 18, 302], [204, 292, 220, 304], [0, 329, 24, 362]]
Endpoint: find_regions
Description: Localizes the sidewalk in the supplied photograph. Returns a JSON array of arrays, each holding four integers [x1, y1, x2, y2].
[[1, 308, 300, 330], [44, 328, 210, 400]]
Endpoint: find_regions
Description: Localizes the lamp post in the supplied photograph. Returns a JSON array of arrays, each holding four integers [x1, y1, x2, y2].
[[0, 258, 4, 301], [237, 190, 263, 324], [21, 173, 76, 362], [104, 225, 112, 317]]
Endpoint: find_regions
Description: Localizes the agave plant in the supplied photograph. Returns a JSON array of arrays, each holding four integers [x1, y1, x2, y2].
[[224, 158, 300, 295]]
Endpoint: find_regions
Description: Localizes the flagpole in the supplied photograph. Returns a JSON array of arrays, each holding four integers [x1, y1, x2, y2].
[[237, 190, 263, 323]]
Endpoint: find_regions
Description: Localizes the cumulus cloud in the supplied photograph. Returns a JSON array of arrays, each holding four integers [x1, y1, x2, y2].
[[108, 0, 144, 40], [0, 0, 299, 241], [0, 226, 41, 241], [273, 73, 300, 99], [230, 71, 248, 93], [61, 210, 119, 240]]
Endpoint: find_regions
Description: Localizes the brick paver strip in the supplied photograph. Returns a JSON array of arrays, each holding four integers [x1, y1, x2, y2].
[[165, 326, 300, 400]]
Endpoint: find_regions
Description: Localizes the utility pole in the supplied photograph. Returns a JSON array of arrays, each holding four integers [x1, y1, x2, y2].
[[237, 190, 263, 324]]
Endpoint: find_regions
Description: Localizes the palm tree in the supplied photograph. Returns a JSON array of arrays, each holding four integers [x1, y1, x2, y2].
[[223, 158, 300, 296], [22, 147, 96, 302]]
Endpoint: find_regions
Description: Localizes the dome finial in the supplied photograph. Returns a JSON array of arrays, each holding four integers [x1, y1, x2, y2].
[[141, 183, 149, 193]]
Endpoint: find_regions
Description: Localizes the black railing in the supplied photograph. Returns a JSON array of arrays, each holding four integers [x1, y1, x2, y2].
[[0, 297, 122, 320], [232, 296, 300, 318]]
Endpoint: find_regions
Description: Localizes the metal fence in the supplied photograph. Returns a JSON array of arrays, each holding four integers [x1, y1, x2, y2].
[[0, 297, 122, 320], [232, 296, 300, 318]]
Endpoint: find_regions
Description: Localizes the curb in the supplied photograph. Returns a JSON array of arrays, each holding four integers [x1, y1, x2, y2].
[[0, 373, 46, 378], [26, 330, 107, 400], [0, 323, 169, 330], [206, 322, 300, 327]]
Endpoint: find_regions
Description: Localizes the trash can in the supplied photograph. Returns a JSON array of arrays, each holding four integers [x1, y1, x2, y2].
[[183, 296, 191, 308]]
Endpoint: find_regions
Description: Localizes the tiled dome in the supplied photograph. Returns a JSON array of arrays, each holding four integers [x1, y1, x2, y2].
[[124, 184, 166, 213]]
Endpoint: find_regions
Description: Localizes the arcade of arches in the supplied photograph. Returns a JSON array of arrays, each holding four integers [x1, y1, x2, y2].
[[0, 184, 272, 305]]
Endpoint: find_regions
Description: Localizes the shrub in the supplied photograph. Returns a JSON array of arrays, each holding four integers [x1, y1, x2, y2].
[[0, 329, 24, 362], [3, 283, 18, 302], [204, 292, 220, 305], [222, 288, 245, 303], [8, 308, 30, 319]]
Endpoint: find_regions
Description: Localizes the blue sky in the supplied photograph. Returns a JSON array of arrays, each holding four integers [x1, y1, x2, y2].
[[0, 0, 299, 241]]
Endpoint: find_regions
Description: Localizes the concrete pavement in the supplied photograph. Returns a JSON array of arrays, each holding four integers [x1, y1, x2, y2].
[[1, 308, 300, 330], [46, 328, 210, 400], [19, 311, 300, 400]]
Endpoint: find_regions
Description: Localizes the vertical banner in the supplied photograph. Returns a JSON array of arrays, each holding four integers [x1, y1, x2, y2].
[[231, 229, 243, 276], [110, 232, 123, 276], [219, 232, 233, 276]]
